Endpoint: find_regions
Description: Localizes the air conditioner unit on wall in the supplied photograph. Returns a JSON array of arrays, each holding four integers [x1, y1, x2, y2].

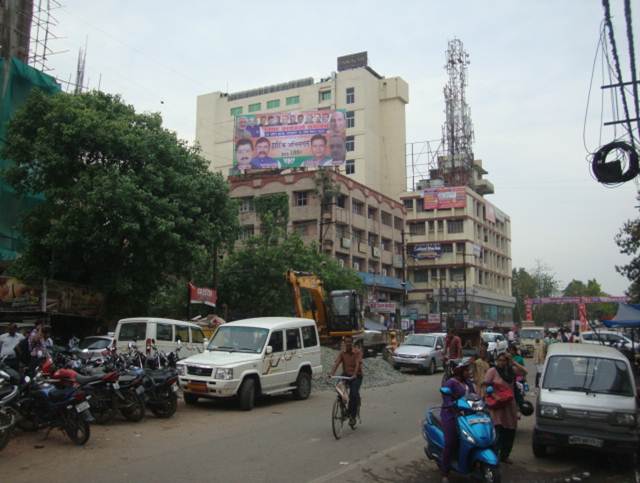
[[341, 238, 352, 248], [353, 261, 360, 271], [372, 247, 380, 258]]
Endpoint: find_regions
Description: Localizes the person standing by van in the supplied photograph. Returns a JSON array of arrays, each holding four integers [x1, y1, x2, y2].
[[532, 337, 546, 388], [330, 336, 363, 428]]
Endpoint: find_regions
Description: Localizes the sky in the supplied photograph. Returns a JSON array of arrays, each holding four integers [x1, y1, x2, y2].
[[42, 0, 640, 295]]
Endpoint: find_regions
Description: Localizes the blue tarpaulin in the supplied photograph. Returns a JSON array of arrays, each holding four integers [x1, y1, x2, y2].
[[357, 272, 414, 291], [603, 303, 640, 329]]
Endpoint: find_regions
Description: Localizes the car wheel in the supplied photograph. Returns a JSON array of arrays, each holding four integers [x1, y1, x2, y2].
[[426, 359, 436, 375], [293, 371, 311, 400], [238, 378, 256, 411]]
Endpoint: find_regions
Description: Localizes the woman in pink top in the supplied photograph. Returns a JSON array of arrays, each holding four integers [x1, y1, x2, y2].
[[484, 352, 527, 464]]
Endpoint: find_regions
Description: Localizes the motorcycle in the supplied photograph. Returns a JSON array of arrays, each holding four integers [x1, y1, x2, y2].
[[423, 386, 501, 483], [12, 369, 93, 445], [0, 358, 20, 451]]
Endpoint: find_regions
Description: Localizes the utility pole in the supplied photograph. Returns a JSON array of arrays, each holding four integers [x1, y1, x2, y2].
[[401, 229, 407, 308]]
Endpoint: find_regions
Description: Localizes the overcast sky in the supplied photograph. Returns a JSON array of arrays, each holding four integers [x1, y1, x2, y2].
[[44, 0, 640, 295]]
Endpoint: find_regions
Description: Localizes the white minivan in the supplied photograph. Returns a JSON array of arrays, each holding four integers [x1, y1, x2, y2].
[[114, 317, 206, 359], [177, 317, 322, 410]]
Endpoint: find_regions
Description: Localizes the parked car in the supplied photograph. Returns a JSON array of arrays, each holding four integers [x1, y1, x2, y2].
[[77, 335, 113, 359], [580, 330, 640, 351], [114, 317, 206, 359], [533, 343, 638, 465], [519, 326, 545, 357], [392, 332, 446, 375], [481, 332, 508, 359], [177, 317, 322, 410]]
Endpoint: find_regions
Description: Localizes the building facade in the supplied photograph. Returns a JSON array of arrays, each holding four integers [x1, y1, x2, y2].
[[400, 181, 515, 328], [229, 170, 409, 317], [196, 53, 409, 200]]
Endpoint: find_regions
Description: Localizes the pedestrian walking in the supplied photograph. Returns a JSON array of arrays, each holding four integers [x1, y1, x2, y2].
[[532, 337, 546, 388], [472, 346, 490, 396], [484, 352, 527, 464]]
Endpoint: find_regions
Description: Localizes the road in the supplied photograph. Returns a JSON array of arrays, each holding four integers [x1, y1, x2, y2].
[[0, 368, 637, 483]]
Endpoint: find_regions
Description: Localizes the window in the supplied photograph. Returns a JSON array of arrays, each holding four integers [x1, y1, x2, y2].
[[447, 219, 464, 234], [394, 216, 403, 230], [346, 111, 355, 128], [346, 159, 355, 175], [428, 220, 435, 232], [346, 136, 355, 152], [352, 200, 364, 215], [156, 323, 173, 342], [230, 106, 243, 116], [119, 323, 146, 342], [191, 328, 204, 344], [542, 356, 633, 396], [346, 87, 355, 104], [293, 221, 312, 236], [268, 330, 283, 352], [381, 238, 391, 251], [239, 225, 254, 240], [267, 99, 280, 109], [441, 243, 453, 253], [437, 220, 444, 232], [286, 328, 301, 350], [301, 326, 318, 348], [456, 242, 465, 253], [337, 194, 347, 208], [239, 197, 254, 213], [414, 269, 429, 283], [294, 191, 308, 206], [248, 102, 261, 112], [417, 200, 426, 212], [403, 199, 413, 210], [367, 207, 377, 219], [450, 268, 465, 282], [381, 211, 392, 226], [352, 230, 363, 243], [175, 325, 189, 343], [286, 95, 300, 105], [319, 90, 332, 102], [409, 222, 426, 235]]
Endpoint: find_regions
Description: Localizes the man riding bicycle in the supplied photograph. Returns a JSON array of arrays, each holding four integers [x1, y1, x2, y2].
[[330, 336, 363, 428], [443, 328, 462, 377]]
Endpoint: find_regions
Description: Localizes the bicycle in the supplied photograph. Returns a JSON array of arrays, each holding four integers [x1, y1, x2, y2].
[[331, 376, 361, 440]]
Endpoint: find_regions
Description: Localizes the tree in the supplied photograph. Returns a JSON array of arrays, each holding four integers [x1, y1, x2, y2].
[[563, 278, 616, 320], [2, 90, 238, 318], [615, 195, 640, 303]]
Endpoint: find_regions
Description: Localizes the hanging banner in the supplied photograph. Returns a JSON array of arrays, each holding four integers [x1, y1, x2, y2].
[[422, 186, 466, 210], [189, 283, 217, 307]]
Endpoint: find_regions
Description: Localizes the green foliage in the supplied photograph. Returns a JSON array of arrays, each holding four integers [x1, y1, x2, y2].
[[615, 196, 640, 303], [254, 193, 289, 243], [2, 90, 238, 318], [218, 234, 363, 320]]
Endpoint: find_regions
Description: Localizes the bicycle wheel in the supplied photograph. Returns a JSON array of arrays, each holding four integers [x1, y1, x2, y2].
[[332, 398, 345, 440]]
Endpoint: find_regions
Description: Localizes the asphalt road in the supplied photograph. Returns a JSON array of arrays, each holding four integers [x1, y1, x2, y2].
[[0, 366, 637, 483]]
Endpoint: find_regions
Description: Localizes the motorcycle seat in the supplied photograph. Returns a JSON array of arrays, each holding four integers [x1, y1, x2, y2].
[[75, 374, 104, 385]]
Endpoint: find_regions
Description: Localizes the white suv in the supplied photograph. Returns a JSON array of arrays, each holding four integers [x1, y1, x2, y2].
[[481, 332, 508, 359], [177, 317, 322, 410]]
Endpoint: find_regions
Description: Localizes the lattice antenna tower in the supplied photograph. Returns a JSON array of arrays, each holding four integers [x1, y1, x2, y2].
[[29, 0, 63, 72], [440, 38, 475, 186], [73, 41, 86, 94]]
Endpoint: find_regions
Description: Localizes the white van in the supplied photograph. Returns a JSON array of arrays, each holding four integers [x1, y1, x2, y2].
[[177, 317, 322, 410], [114, 317, 206, 359]]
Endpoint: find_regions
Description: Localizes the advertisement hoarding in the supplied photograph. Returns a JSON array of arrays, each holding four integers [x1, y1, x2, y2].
[[485, 202, 496, 223], [411, 243, 442, 259], [423, 186, 466, 210], [233, 110, 347, 172], [189, 283, 217, 307]]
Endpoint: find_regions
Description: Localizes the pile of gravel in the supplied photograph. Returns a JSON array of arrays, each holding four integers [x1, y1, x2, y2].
[[312, 346, 406, 391]]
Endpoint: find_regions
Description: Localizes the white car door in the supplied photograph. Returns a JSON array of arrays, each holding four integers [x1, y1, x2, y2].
[[261, 330, 287, 390], [284, 328, 303, 383]]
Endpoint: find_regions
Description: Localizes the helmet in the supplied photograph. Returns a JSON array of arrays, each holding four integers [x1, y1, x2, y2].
[[520, 401, 534, 416], [453, 357, 473, 373]]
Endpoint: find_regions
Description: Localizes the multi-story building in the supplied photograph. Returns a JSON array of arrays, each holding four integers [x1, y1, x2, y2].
[[229, 170, 409, 317], [400, 161, 515, 328], [196, 52, 409, 200]]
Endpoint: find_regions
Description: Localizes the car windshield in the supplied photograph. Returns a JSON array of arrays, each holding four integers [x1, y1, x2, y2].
[[520, 329, 543, 339], [403, 334, 436, 347], [542, 355, 634, 396], [482, 334, 497, 342], [207, 326, 269, 353], [79, 338, 111, 350]]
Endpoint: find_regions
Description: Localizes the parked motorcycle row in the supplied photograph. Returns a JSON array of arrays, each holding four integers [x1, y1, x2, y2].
[[0, 341, 181, 451]]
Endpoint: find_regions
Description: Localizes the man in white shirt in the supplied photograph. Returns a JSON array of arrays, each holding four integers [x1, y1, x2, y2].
[[507, 328, 516, 344], [0, 323, 24, 359]]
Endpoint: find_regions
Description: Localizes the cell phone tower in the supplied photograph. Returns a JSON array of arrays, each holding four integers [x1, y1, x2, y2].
[[439, 38, 475, 187]]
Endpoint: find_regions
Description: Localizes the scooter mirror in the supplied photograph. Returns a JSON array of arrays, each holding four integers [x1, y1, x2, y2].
[[440, 386, 452, 396]]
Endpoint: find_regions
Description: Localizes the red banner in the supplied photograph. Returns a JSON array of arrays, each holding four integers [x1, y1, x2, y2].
[[189, 283, 217, 307], [423, 187, 466, 210]]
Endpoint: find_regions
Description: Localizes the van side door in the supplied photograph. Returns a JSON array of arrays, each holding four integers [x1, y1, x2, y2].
[[155, 322, 174, 361], [262, 330, 287, 390], [285, 328, 303, 382], [190, 327, 205, 353], [175, 324, 191, 357]]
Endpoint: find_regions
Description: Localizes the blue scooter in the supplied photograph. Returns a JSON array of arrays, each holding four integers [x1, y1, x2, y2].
[[422, 386, 501, 482]]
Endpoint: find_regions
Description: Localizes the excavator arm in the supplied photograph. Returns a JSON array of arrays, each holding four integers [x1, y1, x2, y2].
[[286, 270, 329, 337]]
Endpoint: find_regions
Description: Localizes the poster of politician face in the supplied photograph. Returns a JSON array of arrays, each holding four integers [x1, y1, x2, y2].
[[233, 109, 347, 173]]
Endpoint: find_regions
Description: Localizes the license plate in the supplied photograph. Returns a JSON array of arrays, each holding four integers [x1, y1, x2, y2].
[[112, 382, 120, 390], [171, 383, 179, 393], [75, 401, 90, 413], [468, 417, 490, 425], [135, 385, 145, 395], [568, 436, 603, 448], [187, 382, 208, 393]]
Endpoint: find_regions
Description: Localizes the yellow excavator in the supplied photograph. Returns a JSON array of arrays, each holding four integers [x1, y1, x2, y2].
[[285, 270, 364, 343]]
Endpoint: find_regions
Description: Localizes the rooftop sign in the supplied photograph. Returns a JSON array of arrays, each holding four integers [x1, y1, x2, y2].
[[337, 52, 368, 71]]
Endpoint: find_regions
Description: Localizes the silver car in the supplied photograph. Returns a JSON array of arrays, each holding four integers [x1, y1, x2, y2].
[[392, 333, 445, 375]]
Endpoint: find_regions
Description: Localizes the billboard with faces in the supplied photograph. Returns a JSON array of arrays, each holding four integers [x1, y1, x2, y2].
[[233, 109, 347, 173]]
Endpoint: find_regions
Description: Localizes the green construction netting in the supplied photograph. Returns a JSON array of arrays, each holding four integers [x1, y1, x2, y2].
[[0, 57, 60, 260]]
